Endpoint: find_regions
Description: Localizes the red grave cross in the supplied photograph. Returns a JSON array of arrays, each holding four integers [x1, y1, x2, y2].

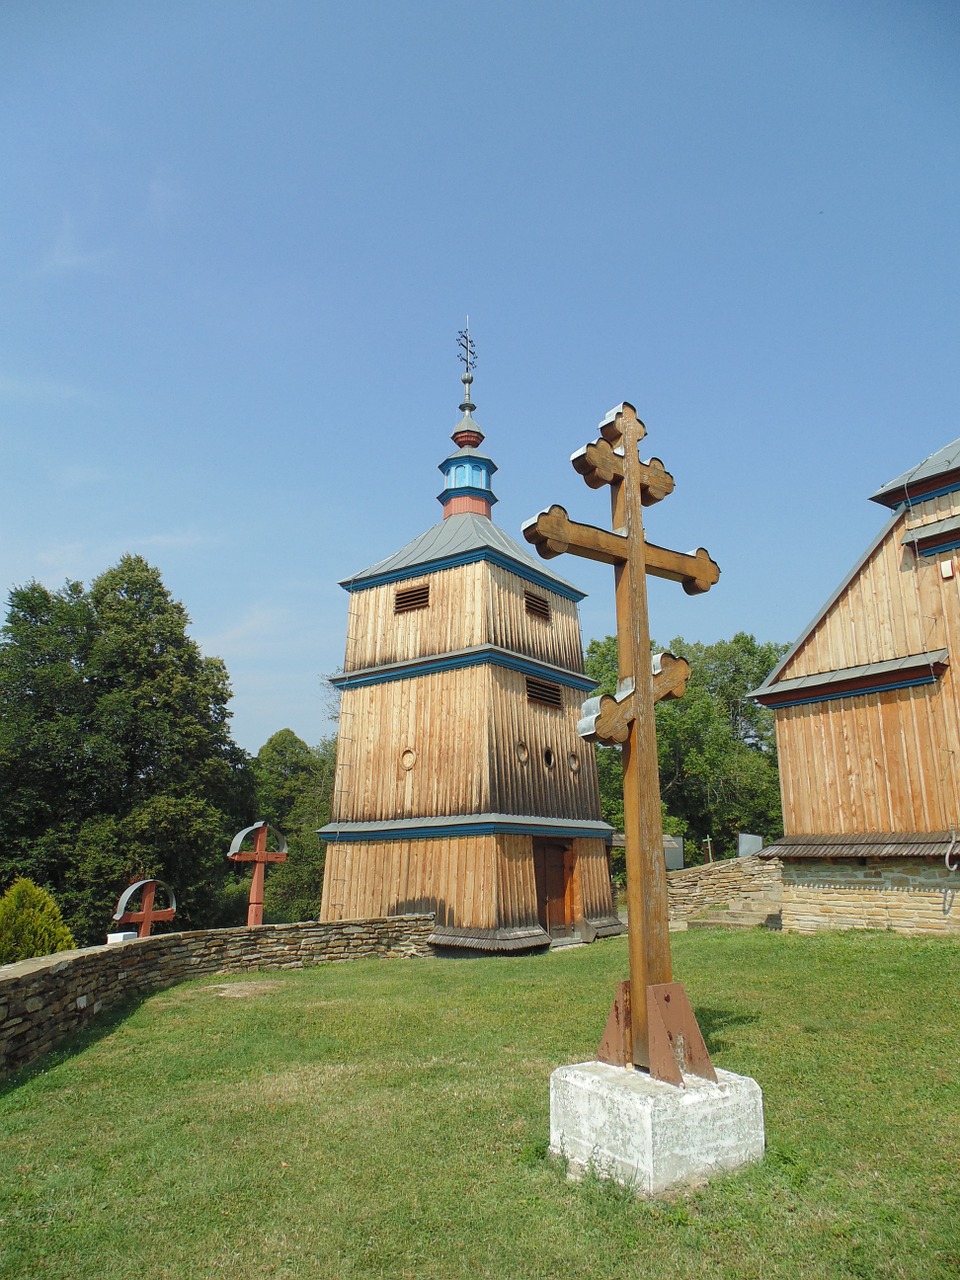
[[227, 821, 288, 927], [112, 879, 177, 938]]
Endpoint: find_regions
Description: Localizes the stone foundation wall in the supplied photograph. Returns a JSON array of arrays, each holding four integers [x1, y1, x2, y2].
[[781, 858, 960, 935], [0, 915, 435, 1075], [666, 854, 783, 919]]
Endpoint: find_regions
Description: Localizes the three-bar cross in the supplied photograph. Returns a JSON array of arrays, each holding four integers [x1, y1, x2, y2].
[[523, 402, 719, 1082]]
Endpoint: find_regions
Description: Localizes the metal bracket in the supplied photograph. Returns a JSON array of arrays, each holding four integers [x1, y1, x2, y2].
[[646, 982, 717, 1086], [596, 979, 717, 1087]]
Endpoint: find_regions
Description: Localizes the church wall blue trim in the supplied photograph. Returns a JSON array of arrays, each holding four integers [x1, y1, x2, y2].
[[329, 645, 596, 691], [436, 485, 499, 506], [319, 817, 613, 842], [765, 671, 939, 708]]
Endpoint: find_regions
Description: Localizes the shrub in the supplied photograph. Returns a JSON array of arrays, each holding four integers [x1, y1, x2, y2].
[[0, 877, 76, 965]]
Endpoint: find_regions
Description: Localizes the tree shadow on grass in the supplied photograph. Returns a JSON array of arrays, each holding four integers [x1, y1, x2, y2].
[[694, 1004, 761, 1057], [0, 994, 149, 1098]]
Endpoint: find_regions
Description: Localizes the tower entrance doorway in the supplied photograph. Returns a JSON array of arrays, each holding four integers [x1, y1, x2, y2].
[[533, 839, 580, 939]]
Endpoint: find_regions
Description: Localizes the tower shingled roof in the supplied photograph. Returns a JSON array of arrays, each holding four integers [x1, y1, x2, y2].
[[339, 511, 585, 599]]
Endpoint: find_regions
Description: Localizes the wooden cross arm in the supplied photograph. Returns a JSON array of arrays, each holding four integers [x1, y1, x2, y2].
[[522, 505, 627, 565], [653, 651, 691, 701], [118, 907, 176, 924], [579, 682, 634, 745], [645, 542, 720, 594], [572, 438, 675, 505], [228, 849, 288, 864], [578, 653, 691, 746]]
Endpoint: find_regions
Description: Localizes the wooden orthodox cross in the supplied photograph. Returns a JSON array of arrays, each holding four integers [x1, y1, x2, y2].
[[227, 821, 288, 927], [523, 402, 719, 1083], [112, 879, 177, 938]]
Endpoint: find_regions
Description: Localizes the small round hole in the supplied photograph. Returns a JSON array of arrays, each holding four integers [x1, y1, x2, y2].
[[400, 749, 417, 771], [568, 752, 581, 774], [516, 741, 529, 764], [543, 747, 555, 769]]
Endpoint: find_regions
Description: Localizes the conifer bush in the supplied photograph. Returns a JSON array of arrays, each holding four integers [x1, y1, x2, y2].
[[0, 877, 76, 965]]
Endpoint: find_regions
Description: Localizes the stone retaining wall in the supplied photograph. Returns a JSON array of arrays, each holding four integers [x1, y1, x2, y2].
[[0, 915, 435, 1075], [666, 854, 783, 919], [781, 858, 959, 934]]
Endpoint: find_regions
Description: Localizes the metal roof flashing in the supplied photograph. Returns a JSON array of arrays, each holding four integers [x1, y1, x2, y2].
[[870, 437, 960, 508]]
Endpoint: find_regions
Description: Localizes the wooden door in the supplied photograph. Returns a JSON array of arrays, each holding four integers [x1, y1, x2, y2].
[[533, 839, 576, 936]]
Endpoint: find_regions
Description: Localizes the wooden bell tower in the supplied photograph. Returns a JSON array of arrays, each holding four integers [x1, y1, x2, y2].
[[319, 338, 622, 951]]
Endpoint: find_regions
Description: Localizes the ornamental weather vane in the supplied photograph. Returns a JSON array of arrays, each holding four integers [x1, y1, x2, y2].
[[522, 402, 720, 1084]]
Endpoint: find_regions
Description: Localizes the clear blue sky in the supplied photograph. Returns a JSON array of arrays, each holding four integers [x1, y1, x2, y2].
[[2, 1, 957, 754]]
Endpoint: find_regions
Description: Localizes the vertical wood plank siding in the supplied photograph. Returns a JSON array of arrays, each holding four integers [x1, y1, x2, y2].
[[343, 562, 585, 673], [571, 838, 618, 920], [774, 505, 960, 835], [487, 668, 602, 819], [332, 666, 603, 823], [321, 834, 615, 931], [320, 835, 499, 927]]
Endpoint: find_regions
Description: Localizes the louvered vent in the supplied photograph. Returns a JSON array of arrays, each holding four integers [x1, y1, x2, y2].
[[524, 590, 551, 621], [525, 676, 563, 708], [394, 583, 430, 614]]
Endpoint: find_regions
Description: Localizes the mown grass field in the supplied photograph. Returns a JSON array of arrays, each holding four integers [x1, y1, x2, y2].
[[1, 929, 958, 1280]]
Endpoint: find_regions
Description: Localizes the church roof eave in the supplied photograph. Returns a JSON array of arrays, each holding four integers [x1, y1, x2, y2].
[[339, 512, 586, 601]]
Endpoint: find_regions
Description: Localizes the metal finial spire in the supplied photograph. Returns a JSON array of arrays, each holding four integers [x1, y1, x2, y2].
[[457, 320, 477, 412]]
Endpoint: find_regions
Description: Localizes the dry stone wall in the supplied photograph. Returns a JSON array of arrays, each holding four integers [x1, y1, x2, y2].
[[781, 858, 960, 934], [666, 855, 783, 920], [0, 915, 435, 1075]]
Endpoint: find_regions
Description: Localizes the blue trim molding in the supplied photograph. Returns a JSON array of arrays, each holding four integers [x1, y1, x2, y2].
[[330, 645, 596, 692], [904, 476, 960, 507], [319, 817, 613, 842], [342, 548, 586, 602], [763, 671, 939, 708], [918, 535, 960, 557], [436, 486, 499, 506]]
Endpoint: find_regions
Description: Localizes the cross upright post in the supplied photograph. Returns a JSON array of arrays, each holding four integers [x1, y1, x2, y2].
[[523, 402, 719, 1081], [227, 821, 288, 927]]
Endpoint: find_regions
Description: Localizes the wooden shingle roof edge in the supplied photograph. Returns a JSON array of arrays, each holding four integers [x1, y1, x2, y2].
[[760, 832, 958, 860], [748, 648, 949, 707]]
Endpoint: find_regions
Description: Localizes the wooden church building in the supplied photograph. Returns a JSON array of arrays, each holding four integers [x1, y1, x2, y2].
[[751, 437, 960, 934], [318, 368, 622, 950]]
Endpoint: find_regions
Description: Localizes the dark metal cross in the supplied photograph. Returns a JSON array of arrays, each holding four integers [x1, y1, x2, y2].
[[523, 402, 719, 1082]]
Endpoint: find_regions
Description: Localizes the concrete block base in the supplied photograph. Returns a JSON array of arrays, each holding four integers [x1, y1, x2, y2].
[[549, 1060, 764, 1196]]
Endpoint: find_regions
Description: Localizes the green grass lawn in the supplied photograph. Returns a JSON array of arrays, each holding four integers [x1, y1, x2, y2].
[[1, 929, 958, 1280]]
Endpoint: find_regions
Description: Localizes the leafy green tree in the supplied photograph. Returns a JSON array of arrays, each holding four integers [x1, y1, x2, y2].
[[0, 555, 255, 944], [0, 877, 76, 964], [584, 631, 789, 862], [253, 731, 337, 923]]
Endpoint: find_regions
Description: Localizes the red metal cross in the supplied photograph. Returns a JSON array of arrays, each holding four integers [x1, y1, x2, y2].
[[112, 879, 177, 938], [227, 822, 288, 926]]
